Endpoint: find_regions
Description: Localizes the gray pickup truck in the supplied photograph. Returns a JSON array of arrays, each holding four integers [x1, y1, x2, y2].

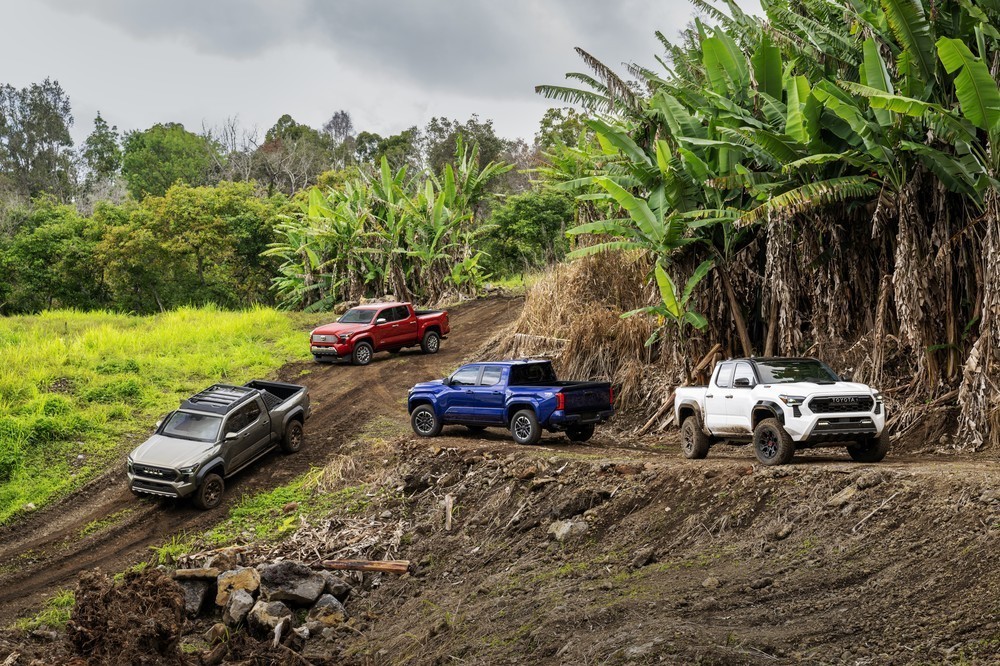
[[126, 380, 311, 509]]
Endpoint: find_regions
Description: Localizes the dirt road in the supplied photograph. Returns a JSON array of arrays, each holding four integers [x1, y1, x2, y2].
[[0, 297, 522, 625]]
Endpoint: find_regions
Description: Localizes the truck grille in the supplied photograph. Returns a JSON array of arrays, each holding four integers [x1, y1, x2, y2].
[[133, 464, 179, 482], [808, 396, 875, 413]]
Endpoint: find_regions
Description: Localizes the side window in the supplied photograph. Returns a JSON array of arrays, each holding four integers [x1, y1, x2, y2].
[[245, 401, 262, 424], [227, 402, 260, 434], [733, 363, 756, 387], [480, 366, 503, 386], [394, 306, 411, 321], [715, 363, 735, 389], [451, 367, 480, 386], [376, 309, 391, 323]]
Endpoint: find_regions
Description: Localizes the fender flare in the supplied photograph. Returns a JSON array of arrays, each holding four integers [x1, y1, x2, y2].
[[675, 399, 704, 425], [282, 407, 306, 431], [752, 400, 785, 427], [195, 456, 227, 484], [504, 400, 541, 425], [407, 393, 438, 414]]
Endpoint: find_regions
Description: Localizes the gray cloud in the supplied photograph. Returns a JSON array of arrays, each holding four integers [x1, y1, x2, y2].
[[40, 0, 690, 96]]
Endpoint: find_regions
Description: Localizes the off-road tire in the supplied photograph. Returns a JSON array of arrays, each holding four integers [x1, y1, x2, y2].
[[193, 473, 225, 510], [411, 405, 442, 437], [510, 409, 542, 446], [281, 420, 304, 453], [753, 418, 795, 466], [681, 414, 711, 459], [421, 330, 441, 354], [566, 424, 595, 443], [352, 341, 374, 366], [465, 425, 487, 434], [847, 429, 890, 463]]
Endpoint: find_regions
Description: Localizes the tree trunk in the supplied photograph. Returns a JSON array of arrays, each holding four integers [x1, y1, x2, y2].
[[716, 262, 753, 357]]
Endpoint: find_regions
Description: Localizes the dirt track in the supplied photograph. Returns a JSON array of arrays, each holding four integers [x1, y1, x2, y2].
[[0, 297, 522, 625]]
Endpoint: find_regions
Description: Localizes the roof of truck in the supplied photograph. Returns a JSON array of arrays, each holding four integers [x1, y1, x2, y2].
[[350, 301, 408, 310], [180, 384, 257, 415], [463, 359, 551, 367]]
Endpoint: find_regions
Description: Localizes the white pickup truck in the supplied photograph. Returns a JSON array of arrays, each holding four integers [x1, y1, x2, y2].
[[674, 357, 887, 466]]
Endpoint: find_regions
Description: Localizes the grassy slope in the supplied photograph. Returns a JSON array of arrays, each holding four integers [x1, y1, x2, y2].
[[0, 306, 313, 524]]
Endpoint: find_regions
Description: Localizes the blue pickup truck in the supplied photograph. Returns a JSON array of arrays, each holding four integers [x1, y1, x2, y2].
[[407, 360, 614, 445]]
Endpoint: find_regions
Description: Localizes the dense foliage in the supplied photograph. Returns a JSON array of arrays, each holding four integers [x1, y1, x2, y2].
[[537, 0, 1000, 447]]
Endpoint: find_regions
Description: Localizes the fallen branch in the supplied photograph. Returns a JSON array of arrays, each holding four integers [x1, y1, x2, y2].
[[851, 492, 899, 533], [637, 390, 675, 437], [315, 559, 411, 575], [444, 493, 454, 531]]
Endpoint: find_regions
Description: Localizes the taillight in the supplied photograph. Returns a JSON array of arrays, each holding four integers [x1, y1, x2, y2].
[[556, 393, 565, 411], [610, 387, 615, 405]]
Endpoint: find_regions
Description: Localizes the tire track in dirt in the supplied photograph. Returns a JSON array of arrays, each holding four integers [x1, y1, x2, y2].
[[0, 297, 521, 625]]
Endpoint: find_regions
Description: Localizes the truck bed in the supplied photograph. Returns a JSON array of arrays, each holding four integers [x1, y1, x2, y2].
[[244, 380, 306, 410]]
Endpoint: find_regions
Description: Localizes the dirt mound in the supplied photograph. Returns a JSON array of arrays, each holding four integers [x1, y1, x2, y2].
[[67, 569, 185, 665]]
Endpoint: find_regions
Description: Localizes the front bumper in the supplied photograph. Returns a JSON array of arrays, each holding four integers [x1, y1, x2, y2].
[[127, 471, 197, 498], [783, 410, 885, 443]]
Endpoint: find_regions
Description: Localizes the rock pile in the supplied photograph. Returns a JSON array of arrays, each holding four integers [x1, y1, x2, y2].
[[173, 559, 353, 649]]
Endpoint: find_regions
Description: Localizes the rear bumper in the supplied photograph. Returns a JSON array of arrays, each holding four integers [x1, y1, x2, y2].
[[547, 409, 614, 430]]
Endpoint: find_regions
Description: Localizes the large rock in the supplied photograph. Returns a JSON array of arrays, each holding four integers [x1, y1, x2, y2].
[[547, 519, 589, 542], [320, 571, 353, 602], [248, 600, 292, 634], [307, 594, 347, 628], [174, 567, 220, 580], [216, 567, 261, 606], [259, 561, 325, 605], [179, 579, 212, 618], [223, 588, 255, 627]]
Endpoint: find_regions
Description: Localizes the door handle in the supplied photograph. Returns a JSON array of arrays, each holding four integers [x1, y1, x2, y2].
[[725, 395, 733, 399], [492, 391, 501, 395], [705, 394, 714, 398]]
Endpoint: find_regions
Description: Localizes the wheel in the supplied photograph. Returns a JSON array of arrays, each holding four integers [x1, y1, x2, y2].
[[281, 420, 304, 453], [193, 473, 224, 510], [411, 405, 442, 437], [753, 418, 795, 466], [566, 424, 595, 442], [680, 414, 711, 459], [465, 425, 487, 434], [847, 429, 889, 463], [510, 409, 542, 446], [421, 330, 441, 354], [352, 341, 374, 366]]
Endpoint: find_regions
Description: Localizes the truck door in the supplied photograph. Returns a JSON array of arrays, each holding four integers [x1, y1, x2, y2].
[[395, 305, 419, 346], [441, 365, 482, 421], [466, 365, 506, 424], [371, 308, 395, 350], [728, 362, 757, 434], [222, 402, 258, 470], [705, 362, 734, 433]]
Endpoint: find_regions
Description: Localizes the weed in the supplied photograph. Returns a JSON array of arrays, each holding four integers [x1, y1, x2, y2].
[[151, 534, 194, 565], [80, 508, 134, 538], [12, 588, 75, 631]]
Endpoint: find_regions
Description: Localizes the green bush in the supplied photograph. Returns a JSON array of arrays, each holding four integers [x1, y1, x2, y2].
[[83, 377, 144, 404]]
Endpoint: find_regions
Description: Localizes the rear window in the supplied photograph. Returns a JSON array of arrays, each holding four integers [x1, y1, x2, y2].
[[161, 412, 222, 442], [480, 366, 503, 386], [509, 363, 557, 385], [715, 363, 735, 389]]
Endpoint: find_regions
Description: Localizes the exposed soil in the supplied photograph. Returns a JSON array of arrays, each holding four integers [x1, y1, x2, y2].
[[3, 296, 1000, 665]]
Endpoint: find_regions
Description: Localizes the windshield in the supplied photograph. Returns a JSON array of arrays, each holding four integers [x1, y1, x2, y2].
[[755, 360, 840, 384], [509, 363, 558, 385], [338, 308, 376, 324], [161, 411, 223, 442]]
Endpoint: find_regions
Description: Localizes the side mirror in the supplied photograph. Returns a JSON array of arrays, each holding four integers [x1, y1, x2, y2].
[[225, 432, 239, 441], [376, 318, 387, 325], [734, 377, 753, 388]]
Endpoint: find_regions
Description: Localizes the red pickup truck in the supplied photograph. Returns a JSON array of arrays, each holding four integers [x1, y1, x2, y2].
[[310, 302, 450, 365]]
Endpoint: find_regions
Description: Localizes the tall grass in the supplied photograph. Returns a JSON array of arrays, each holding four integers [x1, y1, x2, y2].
[[0, 306, 311, 524]]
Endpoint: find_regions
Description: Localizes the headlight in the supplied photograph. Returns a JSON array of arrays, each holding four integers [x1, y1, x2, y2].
[[126, 456, 134, 473], [179, 465, 198, 477], [338, 333, 351, 342], [779, 395, 806, 407], [873, 390, 883, 402]]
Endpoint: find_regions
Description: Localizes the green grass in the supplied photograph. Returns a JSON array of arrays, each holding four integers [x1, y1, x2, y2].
[[0, 306, 313, 524], [12, 589, 75, 631], [201, 472, 372, 547], [80, 508, 134, 538]]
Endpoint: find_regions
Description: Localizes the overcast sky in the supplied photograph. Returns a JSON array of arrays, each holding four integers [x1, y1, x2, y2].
[[1, 0, 760, 145]]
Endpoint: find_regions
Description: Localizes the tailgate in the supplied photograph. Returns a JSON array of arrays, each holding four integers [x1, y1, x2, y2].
[[561, 383, 613, 413]]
